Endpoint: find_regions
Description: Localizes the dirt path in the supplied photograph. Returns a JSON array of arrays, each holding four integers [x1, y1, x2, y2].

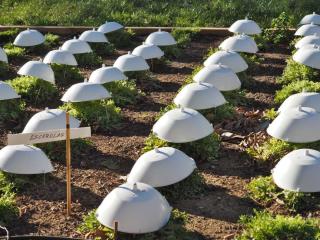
[[1, 37, 291, 239]]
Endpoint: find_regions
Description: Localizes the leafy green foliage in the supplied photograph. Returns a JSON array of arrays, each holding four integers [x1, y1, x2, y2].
[[4, 43, 26, 59], [143, 133, 220, 163], [90, 42, 115, 56], [0, 172, 18, 225], [237, 210, 320, 240], [37, 139, 94, 162], [0, 99, 25, 127], [7, 76, 59, 106], [159, 170, 206, 202], [74, 52, 103, 68], [277, 58, 320, 85], [223, 89, 247, 106], [44, 33, 60, 48], [0, 28, 19, 43], [60, 100, 121, 132], [78, 209, 201, 240], [51, 63, 84, 88], [106, 29, 135, 48], [103, 80, 144, 107], [275, 80, 320, 104], [263, 108, 278, 120], [200, 103, 236, 123]]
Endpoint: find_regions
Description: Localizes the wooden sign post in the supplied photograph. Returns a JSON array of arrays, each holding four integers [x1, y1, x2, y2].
[[114, 221, 118, 240], [7, 119, 91, 216]]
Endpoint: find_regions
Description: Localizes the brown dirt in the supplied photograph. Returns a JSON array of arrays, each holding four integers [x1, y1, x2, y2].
[[0, 35, 291, 240]]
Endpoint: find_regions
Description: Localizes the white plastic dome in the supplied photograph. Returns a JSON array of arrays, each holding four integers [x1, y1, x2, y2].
[[219, 34, 258, 53], [0, 47, 8, 63], [278, 92, 320, 113], [204, 50, 248, 73], [113, 51, 149, 72], [96, 182, 171, 234], [61, 81, 111, 102], [272, 149, 320, 192], [97, 21, 124, 34], [127, 147, 196, 187], [89, 64, 127, 84], [228, 18, 261, 35], [61, 37, 92, 54], [145, 29, 177, 46], [152, 107, 213, 143], [295, 23, 320, 36], [0, 81, 20, 100], [18, 60, 55, 84], [267, 106, 320, 143], [79, 28, 109, 43], [0, 145, 53, 174], [293, 45, 320, 69], [23, 108, 80, 133], [300, 12, 320, 25], [13, 29, 45, 47], [174, 82, 226, 110], [295, 34, 320, 49], [132, 43, 164, 60], [43, 49, 78, 66], [193, 64, 241, 91]]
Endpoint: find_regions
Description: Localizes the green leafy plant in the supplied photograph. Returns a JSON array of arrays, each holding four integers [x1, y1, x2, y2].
[[237, 210, 320, 240], [60, 99, 121, 132], [103, 80, 144, 107], [263, 108, 278, 120], [4, 43, 26, 59], [200, 103, 236, 123], [90, 42, 115, 56], [44, 33, 60, 48], [275, 80, 320, 104], [78, 208, 201, 240], [106, 29, 136, 48], [277, 58, 320, 85], [0, 99, 25, 127], [8, 76, 59, 106], [74, 52, 103, 68], [51, 63, 84, 88], [0, 28, 19, 43]]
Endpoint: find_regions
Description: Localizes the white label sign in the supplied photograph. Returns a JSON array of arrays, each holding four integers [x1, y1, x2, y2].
[[7, 127, 91, 145]]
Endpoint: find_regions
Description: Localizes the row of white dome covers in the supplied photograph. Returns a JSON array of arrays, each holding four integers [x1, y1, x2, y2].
[[266, 13, 320, 193]]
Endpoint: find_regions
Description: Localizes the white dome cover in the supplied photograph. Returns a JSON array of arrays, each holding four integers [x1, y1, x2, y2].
[[23, 108, 80, 133], [267, 106, 320, 143], [278, 92, 320, 113], [0, 145, 53, 174], [193, 64, 241, 91], [272, 149, 320, 192], [300, 12, 320, 25], [219, 34, 258, 53], [293, 45, 320, 69], [0, 81, 20, 100], [295, 23, 320, 36], [18, 60, 55, 84], [152, 107, 213, 143], [174, 82, 226, 110], [89, 64, 127, 84], [61, 37, 92, 54], [113, 52, 149, 72], [61, 81, 111, 102], [0, 47, 8, 63], [145, 29, 177, 46], [204, 50, 248, 73], [97, 21, 124, 34], [79, 29, 109, 43], [127, 147, 196, 187], [96, 182, 171, 234], [295, 34, 320, 49], [132, 43, 164, 59], [13, 29, 45, 47], [43, 49, 78, 66], [228, 18, 261, 35]]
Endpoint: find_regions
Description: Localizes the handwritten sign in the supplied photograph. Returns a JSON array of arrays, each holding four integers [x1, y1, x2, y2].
[[7, 127, 91, 145]]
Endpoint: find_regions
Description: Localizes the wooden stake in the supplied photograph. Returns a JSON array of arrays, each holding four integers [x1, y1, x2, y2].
[[66, 112, 72, 216], [114, 221, 118, 240]]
